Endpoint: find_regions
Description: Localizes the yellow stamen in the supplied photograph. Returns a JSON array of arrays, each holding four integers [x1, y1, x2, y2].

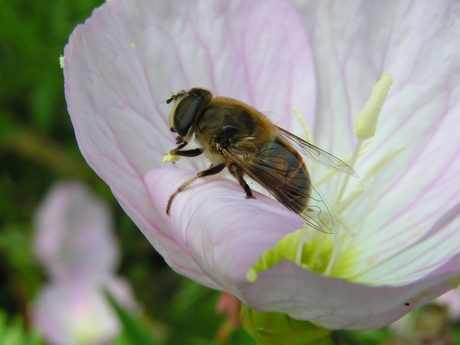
[[334, 138, 363, 206], [315, 141, 373, 186], [325, 233, 341, 275], [292, 108, 314, 144], [354, 74, 393, 140], [335, 189, 365, 214], [356, 145, 405, 190]]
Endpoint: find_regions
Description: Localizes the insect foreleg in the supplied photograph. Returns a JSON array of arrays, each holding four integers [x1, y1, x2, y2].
[[169, 148, 204, 157], [166, 163, 226, 215], [227, 163, 255, 199]]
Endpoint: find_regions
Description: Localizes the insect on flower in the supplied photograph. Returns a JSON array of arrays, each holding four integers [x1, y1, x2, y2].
[[165, 88, 357, 233]]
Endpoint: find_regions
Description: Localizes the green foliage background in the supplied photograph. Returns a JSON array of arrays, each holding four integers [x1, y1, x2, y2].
[[0, 1, 458, 345]]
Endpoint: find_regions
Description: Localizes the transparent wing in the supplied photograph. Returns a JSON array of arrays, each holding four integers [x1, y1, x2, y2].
[[275, 126, 358, 177], [223, 141, 338, 234]]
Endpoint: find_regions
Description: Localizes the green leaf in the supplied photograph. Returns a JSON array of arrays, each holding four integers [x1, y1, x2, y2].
[[0, 310, 44, 345], [104, 290, 160, 345]]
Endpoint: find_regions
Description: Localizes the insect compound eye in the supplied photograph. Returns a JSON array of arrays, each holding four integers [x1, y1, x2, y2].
[[173, 88, 211, 137], [187, 88, 211, 99]]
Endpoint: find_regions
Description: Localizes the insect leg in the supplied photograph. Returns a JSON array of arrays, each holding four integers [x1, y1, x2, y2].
[[169, 136, 190, 152], [227, 163, 255, 199], [169, 148, 204, 157], [166, 163, 226, 215], [175, 136, 186, 146]]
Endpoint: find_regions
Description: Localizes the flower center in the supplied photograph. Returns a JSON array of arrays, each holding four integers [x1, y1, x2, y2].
[[247, 75, 405, 282]]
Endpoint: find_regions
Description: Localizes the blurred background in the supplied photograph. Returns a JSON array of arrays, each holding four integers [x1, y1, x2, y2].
[[0, 1, 243, 344], [0, 1, 458, 345]]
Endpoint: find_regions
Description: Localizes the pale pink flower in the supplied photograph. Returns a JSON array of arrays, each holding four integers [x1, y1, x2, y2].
[[436, 288, 460, 321], [216, 292, 242, 327], [33, 181, 137, 345], [63, 0, 460, 330], [34, 181, 117, 282], [33, 277, 134, 345]]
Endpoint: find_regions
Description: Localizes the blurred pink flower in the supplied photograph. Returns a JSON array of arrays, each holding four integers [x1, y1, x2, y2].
[[436, 288, 460, 321], [63, 0, 460, 330], [216, 292, 242, 327], [33, 277, 134, 345], [35, 181, 117, 282], [33, 181, 137, 345]]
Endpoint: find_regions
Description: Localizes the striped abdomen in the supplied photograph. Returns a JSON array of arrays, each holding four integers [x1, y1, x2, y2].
[[246, 137, 311, 214]]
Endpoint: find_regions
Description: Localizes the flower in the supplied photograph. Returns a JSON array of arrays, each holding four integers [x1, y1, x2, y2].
[[63, 0, 460, 330], [33, 181, 137, 345], [215, 292, 242, 342], [216, 292, 242, 327], [34, 180, 117, 282], [436, 288, 460, 321], [33, 278, 133, 345]]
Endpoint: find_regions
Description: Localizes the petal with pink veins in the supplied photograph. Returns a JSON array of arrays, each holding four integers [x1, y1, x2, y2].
[[64, 0, 460, 331], [64, 0, 315, 284]]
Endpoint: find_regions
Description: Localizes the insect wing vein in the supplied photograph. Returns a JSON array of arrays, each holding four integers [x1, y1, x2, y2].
[[275, 126, 357, 177]]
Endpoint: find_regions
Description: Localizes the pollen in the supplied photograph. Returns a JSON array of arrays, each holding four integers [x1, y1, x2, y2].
[[162, 153, 181, 163], [59, 55, 65, 68]]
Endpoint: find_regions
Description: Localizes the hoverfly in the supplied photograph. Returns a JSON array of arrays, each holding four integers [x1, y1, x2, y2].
[[164, 88, 356, 233]]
